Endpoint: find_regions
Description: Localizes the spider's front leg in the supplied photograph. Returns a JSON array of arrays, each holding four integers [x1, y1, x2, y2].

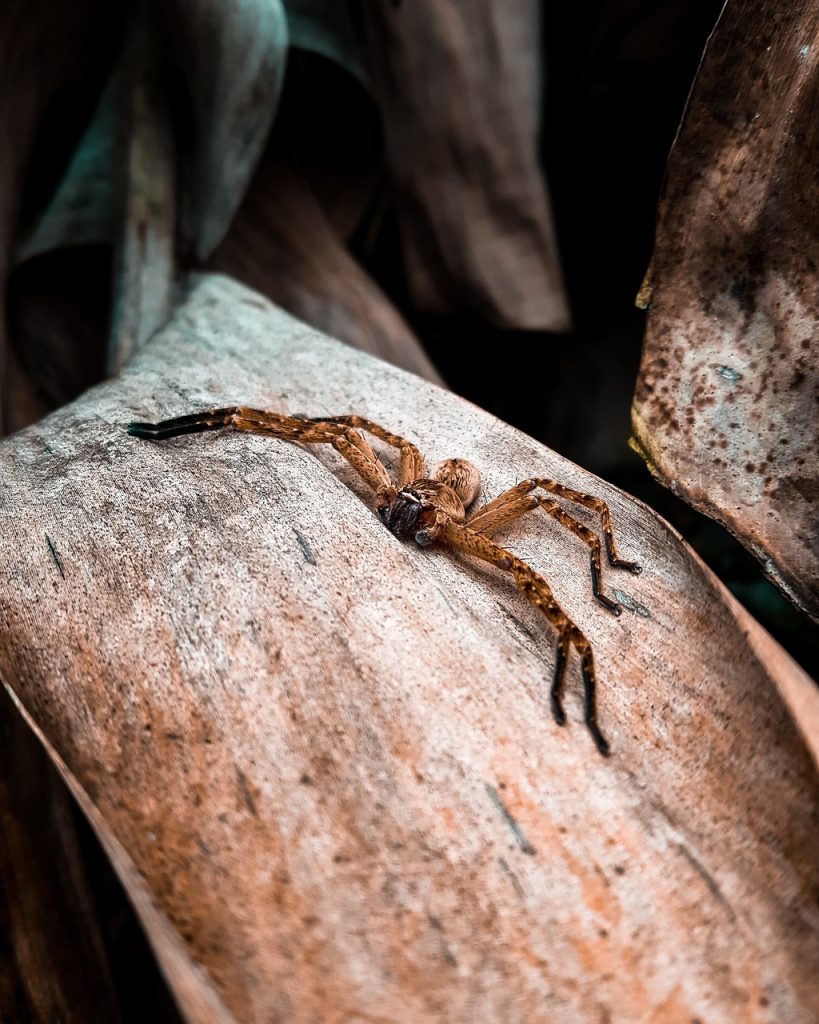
[[128, 407, 427, 511], [439, 520, 611, 756], [466, 479, 641, 615]]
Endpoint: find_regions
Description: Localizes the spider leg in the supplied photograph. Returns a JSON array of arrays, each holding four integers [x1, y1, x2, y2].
[[127, 407, 240, 439], [533, 479, 641, 573], [330, 429, 393, 496], [469, 479, 640, 574], [439, 520, 610, 756], [467, 490, 623, 615], [466, 491, 539, 534], [313, 416, 425, 486], [129, 409, 424, 489], [127, 407, 329, 442]]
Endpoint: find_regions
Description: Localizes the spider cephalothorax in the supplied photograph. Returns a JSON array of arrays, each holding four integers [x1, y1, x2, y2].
[[378, 459, 480, 545], [128, 406, 642, 756]]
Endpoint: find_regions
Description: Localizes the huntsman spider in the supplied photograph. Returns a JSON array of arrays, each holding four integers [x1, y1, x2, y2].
[[128, 407, 642, 755]]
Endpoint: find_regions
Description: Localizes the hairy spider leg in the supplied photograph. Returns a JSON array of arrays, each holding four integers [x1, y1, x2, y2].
[[467, 490, 626, 614], [128, 407, 426, 499], [313, 416, 425, 486], [466, 473, 638, 577], [127, 407, 239, 439], [331, 429, 393, 495], [440, 520, 610, 756], [522, 477, 642, 573]]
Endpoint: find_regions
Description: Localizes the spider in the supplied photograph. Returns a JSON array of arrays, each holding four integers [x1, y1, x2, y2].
[[128, 407, 642, 756]]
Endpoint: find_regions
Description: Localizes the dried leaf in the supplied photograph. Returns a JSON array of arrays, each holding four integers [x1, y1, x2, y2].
[[0, 0, 99, 429], [632, 0, 819, 620], [212, 158, 442, 382], [357, 0, 570, 329], [162, 0, 289, 261], [108, 10, 176, 373], [283, 0, 367, 86], [16, 69, 121, 264], [0, 694, 122, 1023], [0, 5, 134, 1010], [0, 275, 817, 1022], [19, 0, 291, 268]]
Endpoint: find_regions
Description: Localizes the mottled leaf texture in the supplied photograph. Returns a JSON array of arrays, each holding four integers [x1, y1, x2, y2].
[[632, 0, 819, 620], [357, 0, 570, 330], [160, 0, 289, 261], [0, 276, 817, 1023]]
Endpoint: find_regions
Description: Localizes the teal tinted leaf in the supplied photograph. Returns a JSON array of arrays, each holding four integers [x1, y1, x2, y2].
[[171, 0, 289, 260], [17, 68, 121, 263], [283, 0, 368, 87]]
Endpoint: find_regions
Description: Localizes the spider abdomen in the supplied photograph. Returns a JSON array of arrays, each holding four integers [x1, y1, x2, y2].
[[430, 458, 481, 506]]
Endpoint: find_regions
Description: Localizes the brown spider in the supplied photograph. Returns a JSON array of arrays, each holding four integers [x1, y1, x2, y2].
[[128, 407, 642, 756]]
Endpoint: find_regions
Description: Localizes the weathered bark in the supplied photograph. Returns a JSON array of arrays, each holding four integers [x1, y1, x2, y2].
[[357, 0, 570, 330], [632, 0, 819, 620], [0, 275, 817, 1023]]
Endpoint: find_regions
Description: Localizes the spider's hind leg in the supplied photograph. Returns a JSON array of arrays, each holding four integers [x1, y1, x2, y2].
[[549, 624, 609, 756], [440, 520, 611, 756], [127, 407, 414, 510]]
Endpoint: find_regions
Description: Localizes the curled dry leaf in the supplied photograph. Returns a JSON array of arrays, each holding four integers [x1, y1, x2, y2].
[[632, 0, 819, 620], [0, 0, 100, 429], [357, 0, 571, 330], [159, 0, 289, 261], [282, 0, 367, 87], [19, 0, 290, 269], [108, 8, 176, 374], [212, 158, 443, 383], [0, 275, 817, 1022], [16, 69, 121, 264]]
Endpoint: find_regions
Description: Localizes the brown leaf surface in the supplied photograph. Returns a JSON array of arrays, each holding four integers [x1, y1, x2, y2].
[[212, 158, 442, 384], [108, 9, 176, 374], [632, 0, 819, 620], [0, 275, 818, 1022], [0, 694, 123, 1023], [357, 0, 570, 330]]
